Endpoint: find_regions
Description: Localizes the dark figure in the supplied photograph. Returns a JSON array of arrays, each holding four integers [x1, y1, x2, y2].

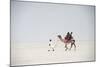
[[65, 32, 70, 40], [48, 39, 55, 51], [49, 39, 52, 46], [49, 39, 52, 42], [67, 32, 73, 41]]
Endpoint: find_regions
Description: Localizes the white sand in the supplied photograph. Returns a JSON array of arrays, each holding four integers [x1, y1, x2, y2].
[[11, 41, 95, 66]]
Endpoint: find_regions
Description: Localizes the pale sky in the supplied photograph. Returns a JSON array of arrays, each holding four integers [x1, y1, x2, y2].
[[11, 0, 95, 43]]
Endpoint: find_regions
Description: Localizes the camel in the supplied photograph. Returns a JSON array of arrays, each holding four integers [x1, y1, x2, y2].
[[57, 35, 76, 51]]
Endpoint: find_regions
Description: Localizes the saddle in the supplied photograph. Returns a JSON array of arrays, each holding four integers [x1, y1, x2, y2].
[[64, 35, 73, 42]]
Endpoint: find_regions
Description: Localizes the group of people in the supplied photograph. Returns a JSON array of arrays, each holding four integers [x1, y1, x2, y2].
[[64, 32, 73, 41]]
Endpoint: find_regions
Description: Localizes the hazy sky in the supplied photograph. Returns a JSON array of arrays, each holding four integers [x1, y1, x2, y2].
[[11, 0, 95, 43]]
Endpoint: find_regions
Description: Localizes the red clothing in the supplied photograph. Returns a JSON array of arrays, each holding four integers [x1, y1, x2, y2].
[[65, 37, 68, 40], [65, 34, 73, 41]]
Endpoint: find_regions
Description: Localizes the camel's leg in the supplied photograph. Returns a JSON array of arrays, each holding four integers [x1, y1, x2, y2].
[[71, 40, 76, 51], [69, 43, 74, 50], [73, 43, 76, 51], [65, 44, 68, 51]]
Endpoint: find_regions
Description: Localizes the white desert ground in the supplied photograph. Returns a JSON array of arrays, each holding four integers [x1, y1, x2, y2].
[[11, 40, 95, 66]]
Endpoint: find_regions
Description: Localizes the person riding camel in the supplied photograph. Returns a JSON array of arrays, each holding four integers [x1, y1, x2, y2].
[[65, 32, 73, 41], [65, 32, 70, 40], [68, 32, 73, 40]]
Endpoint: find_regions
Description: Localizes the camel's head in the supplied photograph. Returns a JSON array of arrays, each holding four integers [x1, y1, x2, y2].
[[57, 35, 61, 38], [57, 35, 64, 42]]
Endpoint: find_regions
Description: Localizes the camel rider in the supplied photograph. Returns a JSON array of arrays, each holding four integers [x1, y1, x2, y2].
[[65, 32, 73, 41], [65, 32, 70, 40], [68, 32, 73, 41]]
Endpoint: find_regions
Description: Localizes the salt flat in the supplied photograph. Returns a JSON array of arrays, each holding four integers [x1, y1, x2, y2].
[[11, 41, 95, 66]]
